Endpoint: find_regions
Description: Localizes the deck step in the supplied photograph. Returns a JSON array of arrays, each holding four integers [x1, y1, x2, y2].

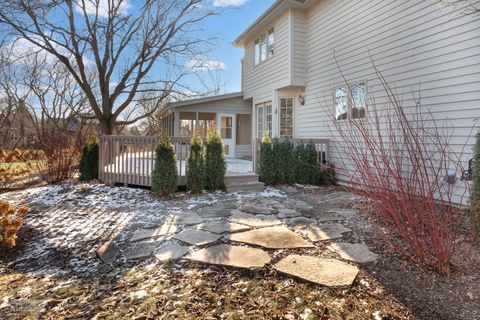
[[224, 173, 259, 185], [225, 181, 265, 193]]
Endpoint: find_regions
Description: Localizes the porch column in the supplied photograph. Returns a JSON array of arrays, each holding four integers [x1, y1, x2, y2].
[[195, 112, 199, 132], [174, 110, 179, 137]]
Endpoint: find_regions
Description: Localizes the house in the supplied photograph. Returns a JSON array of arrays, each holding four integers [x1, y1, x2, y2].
[[154, 0, 479, 197], [232, 0, 480, 202]]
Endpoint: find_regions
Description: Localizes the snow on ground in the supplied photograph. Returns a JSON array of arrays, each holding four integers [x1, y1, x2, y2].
[[104, 156, 253, 176], [0, 182, 281, 277]]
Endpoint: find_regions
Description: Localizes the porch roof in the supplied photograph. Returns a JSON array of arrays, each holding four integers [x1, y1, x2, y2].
[[159, 92, 246, 117]]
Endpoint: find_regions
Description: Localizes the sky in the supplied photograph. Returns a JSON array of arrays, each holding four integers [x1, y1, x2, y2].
[[206, 0, 277, 93]]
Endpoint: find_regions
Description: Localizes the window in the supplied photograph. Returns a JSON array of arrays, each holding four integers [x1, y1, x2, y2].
[[254, 28, 274, 65], [280, 97, 294, 138], [221, 116, 233, 139], [335, 82, 366, 120], [256, 101, 272, 138]]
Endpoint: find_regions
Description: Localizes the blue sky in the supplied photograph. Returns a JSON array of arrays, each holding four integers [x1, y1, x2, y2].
[[206, 0, 276, 92]]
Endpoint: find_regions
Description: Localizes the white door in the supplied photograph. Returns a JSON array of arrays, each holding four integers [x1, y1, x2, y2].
[[217, 113, 236, 157]]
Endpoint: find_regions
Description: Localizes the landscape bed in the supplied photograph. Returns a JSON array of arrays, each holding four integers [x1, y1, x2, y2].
[[0, 183, 478, 319]]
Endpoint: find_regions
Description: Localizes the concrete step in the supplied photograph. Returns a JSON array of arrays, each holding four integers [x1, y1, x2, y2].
[[224, 173, 259, 185], [225, 181, 265, 193]]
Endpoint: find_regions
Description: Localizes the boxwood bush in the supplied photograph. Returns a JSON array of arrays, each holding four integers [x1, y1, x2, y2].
[[258, 138, 335, 186]]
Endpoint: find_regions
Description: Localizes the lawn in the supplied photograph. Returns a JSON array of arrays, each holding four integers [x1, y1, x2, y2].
[[0, 183, 478, 319], [0, 162, 30, 172]]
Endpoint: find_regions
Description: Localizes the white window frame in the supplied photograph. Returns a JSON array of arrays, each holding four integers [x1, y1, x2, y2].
[[254, 28, 275, 65], [256, 101, 272, 138], [279, 97, 294, 139], [334, 82, 367, 121]]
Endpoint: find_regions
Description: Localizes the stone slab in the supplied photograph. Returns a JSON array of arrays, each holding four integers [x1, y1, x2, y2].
[[97, 241, 119, 264], [185, 244, 271, 269], [197, 207, 232, 218], [124, 241, 160, 260], [328, 243, 379, 263], [173, 229, 221, 246], [228, 211, 283, 227], [306, 223, 351, 242], [166, 212, 203, 225], [129, 224, 179, 242], [287, 217, 317, 226], [275, 255, 359, 287], [192, 221, 251, 234], [277, 208, 301, 219], [226, 225, 314, 249], [240, 205, 274, 215], [154, 243, 192, 262]]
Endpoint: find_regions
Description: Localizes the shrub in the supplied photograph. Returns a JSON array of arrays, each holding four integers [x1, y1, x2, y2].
[[151, 134, 178, 195], [205, 129, 226, 191], [187, 130, 205, 193], [473, 131, 480, 234], [0, 200, 29, 248], [258, 138, 335, 186], [41, 147, 79, 183], [40, 132, 84, 184], [271, 138, 295, 184], [0, 149, 44, 188], [323, 65, 472, 275], [259, 132, 275, 185], [294, 142, 336, 185], [79, 134, 99, 182]]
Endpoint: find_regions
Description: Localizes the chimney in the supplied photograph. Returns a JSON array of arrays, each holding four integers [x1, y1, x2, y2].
[[241, 58, 245, 91]]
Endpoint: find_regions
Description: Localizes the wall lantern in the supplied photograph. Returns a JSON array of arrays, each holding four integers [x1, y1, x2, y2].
[[298, 92, 305, 106]]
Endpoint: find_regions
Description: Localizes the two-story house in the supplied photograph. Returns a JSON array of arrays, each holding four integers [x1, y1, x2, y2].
[[160, 0, 479, 199]]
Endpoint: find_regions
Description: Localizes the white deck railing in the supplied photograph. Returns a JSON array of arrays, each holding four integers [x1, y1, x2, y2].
[[98, 135, 191, 186]]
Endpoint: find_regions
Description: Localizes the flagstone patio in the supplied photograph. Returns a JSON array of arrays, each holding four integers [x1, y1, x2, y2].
[[100, 187, 379, 288]]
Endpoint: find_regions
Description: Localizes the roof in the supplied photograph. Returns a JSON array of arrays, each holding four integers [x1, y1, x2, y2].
[[167, 91, 244, 109], [233, 0, 318, 47]]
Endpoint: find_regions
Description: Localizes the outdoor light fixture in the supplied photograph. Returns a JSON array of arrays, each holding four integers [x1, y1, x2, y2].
[[298, 91, 305, 106]]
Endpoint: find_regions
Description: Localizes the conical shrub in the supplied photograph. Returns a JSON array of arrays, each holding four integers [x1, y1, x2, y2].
[[204, 129, 226, 191], [187, 130, 205, 193], [79, 133, 99, 181], [259, 131, 275, 185], [151, 134, 178, 195]]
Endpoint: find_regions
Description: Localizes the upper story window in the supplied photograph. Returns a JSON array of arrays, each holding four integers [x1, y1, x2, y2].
[[335, 82, 366, 120], [254, 28, 274, 65]]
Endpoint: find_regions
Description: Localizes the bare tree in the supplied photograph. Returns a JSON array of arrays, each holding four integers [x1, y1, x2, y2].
[[0, 46, 91, 151], [0, 0, 215, 134]]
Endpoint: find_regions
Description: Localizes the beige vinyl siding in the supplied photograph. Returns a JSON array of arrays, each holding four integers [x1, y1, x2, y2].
[[293, 0, 480, 203], [292, 9, 307, 86], [244, 11, 291, 100]]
